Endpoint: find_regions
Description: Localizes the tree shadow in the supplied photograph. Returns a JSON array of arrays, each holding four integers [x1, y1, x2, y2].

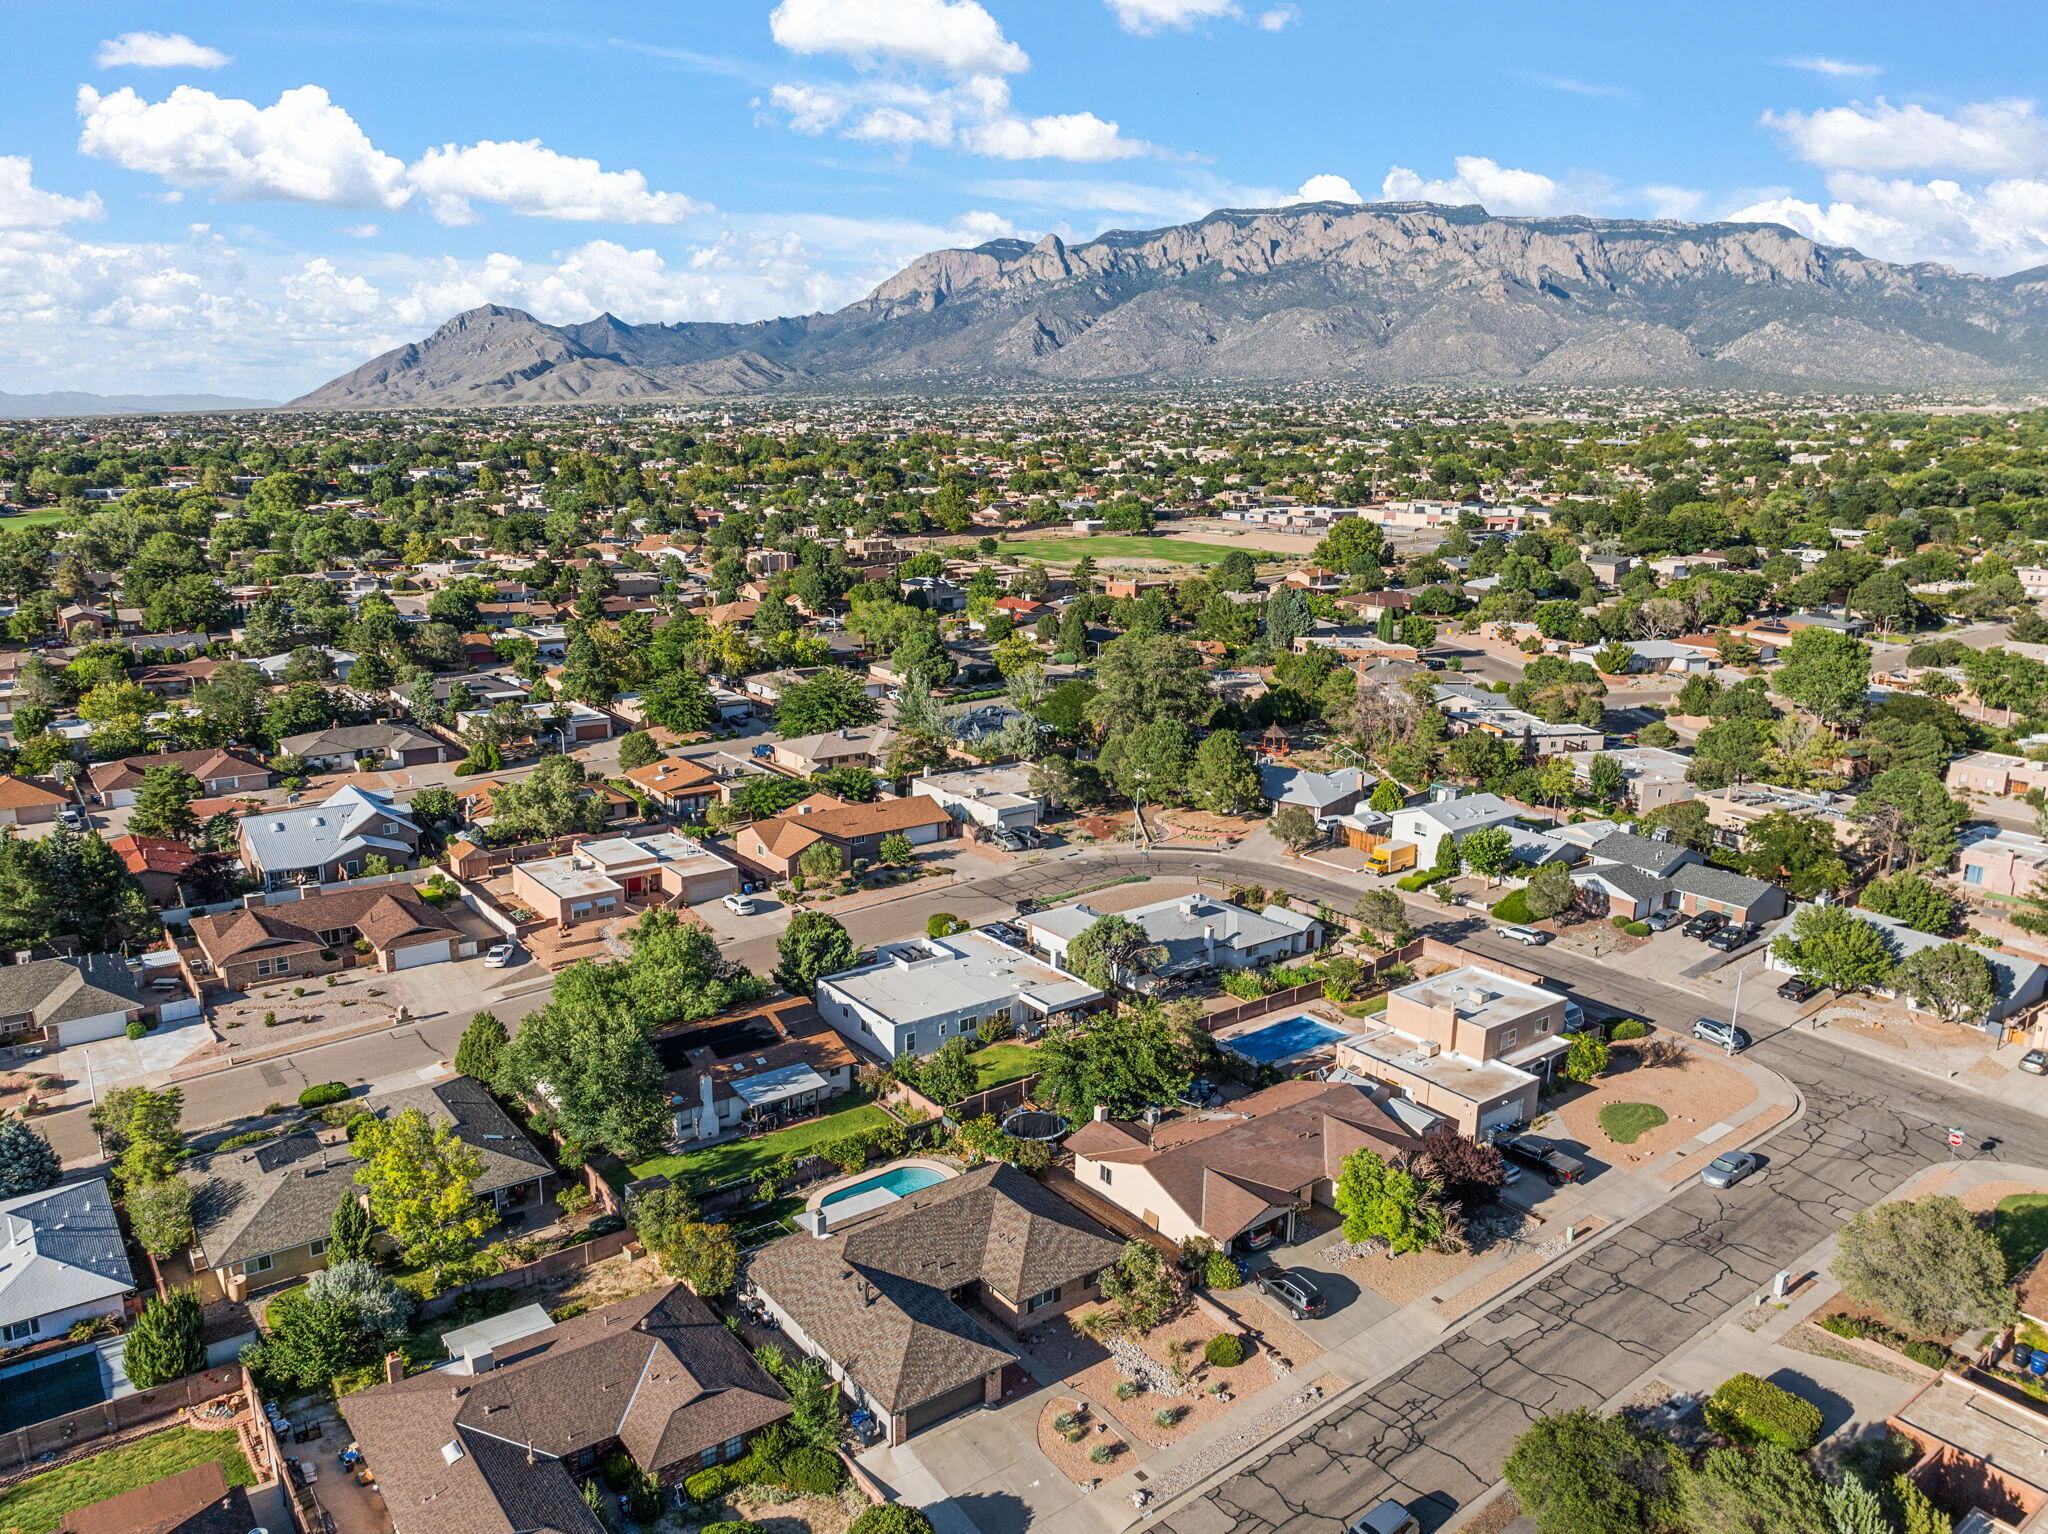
[[951, 1490, 1038, 1534]]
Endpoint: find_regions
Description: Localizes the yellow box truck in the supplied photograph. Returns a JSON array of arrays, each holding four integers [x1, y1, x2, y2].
[[1365, 841, 1416, 876]]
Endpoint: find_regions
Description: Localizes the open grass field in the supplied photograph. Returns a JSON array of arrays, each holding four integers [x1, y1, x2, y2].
[[0, 1426, 254, 1534], [0, 509, 79, 529], [994, 536, 1290, 566]]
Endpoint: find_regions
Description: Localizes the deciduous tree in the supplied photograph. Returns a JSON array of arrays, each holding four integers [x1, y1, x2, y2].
[[1333, 1148, 1448, 1255], [1895, 942, 1998, 1027], [349, 1107, 493, 1273], [1770, 905, 1895, 995], [1502, 1410, 1677, 1534], [774, 911, 859, 996]]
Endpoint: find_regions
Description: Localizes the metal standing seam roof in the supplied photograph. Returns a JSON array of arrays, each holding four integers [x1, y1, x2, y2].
[[241, 785, 416, 871], [0, 1178, 135, 1328]]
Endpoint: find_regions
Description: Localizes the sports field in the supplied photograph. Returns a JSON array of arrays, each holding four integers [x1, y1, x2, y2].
[[994, 535, 1289, 566], [0, 509, 78, 529]]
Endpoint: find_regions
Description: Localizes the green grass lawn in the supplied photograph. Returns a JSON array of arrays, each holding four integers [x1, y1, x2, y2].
[[0, 508, 79, 529], [1597, 1102, 1669, 1145], [628, 1097, 890, 1190], [994, 536, 1290, 566], [971, 1042, 1041, 1091], [0, 1427, 254, 1534], [1995, 1193, 2048, 1279]]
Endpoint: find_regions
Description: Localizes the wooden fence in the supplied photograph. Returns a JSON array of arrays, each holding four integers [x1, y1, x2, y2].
[[417, 1227, 641, 1319], [0, 1363, 246, 1478]]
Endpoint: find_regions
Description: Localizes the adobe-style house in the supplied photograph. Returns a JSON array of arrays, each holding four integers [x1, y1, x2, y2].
[[747, 1164, 1123, 1445], [1067, 1080, 1419, 1253], [187, 885, 463, 990], [509, 831, 741, 929], [731, 794, 954, 879], [87, 748, 273, 808], [342, 1287, 790, 1534]]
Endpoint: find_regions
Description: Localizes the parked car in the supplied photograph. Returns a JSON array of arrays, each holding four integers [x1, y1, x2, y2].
[[57, 805, 85, 830], [1347, 1502, 1421, 1534], [1691, 1017, 1752, 1052], [1495, 924, 1550, 946], [1776, 977, 1819, 1004], [1707, 922, 1757, 952], [1644, 909, 1681, 932], [723, 892, 760, 915], [990, 830, 1028, 852], [1254, 1266, 1326, 1320], [1700, 1151, 1761, 1189], [1683, 911, 1726, 939], [2022, 1050, 2048, 1077], [1497, 1133, 1585, 1186], [483, 942, 518, 968]]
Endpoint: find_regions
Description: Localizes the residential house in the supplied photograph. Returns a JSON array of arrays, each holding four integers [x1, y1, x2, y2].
[[251, 647, 358, 683], [454, 699, 612, 747], [912, 762, 1046, 832], [661, 997, 862, 1144], [1957, 826, 2048, 898], [0, 773, 71, 827], [0, 1179, 134, 1345], [1067, 1080, 1418, 1253], [620, 757, 720, 821], [87, 748, 272, 808], [1330, 963, 1571, 1134], [341, 1286, 790, 1534], [276, 722, 455, 771], [1259, 764, 1370, 819], [125, 657, 218, 697], [1884, 1373, 2048, 1534], [1949, 751, 2048, 800], [1561, 746, 1693, 813], [1284, 567, 1345, 592], [188, 885, 463, 990], [1769, 904, 2044, 1027], [1584, 555, 1631, 586], [1696, 783, 1857, 851], [237, 785, 420, 889], [1571, 828, 1787, 924], [1568, 640, 1715, 675], [1022, 895, 1322, 984], [509, 831, 740, 929], [815, 928, 1100, 1061], [1433, 684, 1606, 756], [731, 794, 955, 879], [0, 955, 151, 1047], [185, 1075, 551, 1300], [747, 1163, 1123, 1445], [107, 833, 200, 907], [769, 727, 892, 776], [1386, 793, 1523, 869]]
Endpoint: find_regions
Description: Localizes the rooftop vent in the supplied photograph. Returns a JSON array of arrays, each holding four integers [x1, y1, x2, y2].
[[441, 1440, 465, 1465]]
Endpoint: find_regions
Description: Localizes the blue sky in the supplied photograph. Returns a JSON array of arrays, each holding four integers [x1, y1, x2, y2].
[[6, 0, 2048, 395]]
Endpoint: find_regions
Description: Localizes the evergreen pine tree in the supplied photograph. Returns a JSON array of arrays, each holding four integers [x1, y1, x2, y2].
[[0, 1116, 59, 1197], [328, 1192, 375, 1266], [454, 1010, 508, 1086], [124, 1291, 203, 1388]]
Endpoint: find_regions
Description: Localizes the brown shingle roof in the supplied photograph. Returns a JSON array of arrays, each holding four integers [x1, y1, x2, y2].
[[758, 794, 952, 844], [87, 749, 270, 796], [0, 774, 70, 811], [190, 885, 456, 966], [59, 1460, 255, 1534]]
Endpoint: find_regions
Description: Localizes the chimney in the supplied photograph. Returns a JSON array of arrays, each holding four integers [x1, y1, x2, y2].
[[1093, 1104, 1112, 1123], [384, 1350, 405, 1385]]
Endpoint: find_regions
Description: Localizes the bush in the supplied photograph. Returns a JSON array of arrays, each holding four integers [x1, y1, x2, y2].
[[779, 1446, 844, 1494], [1609, 1018, 1649, 1041], [1115, 1380, 1141, 1401], [125, 1020, 148, 1040], [1489, 889, 1534, 924], [702, 1523, 763, 1534], [1203, 1333, 1246, 1368], [217, 1129, 274, 1152], [1203, 1250, 1242, 1290], [848, 1507, 937, 1534], [1088, 1443, 1114, 1465], [1396, 870, 1448, 892], [1705, 1373, 1823, 1452], [601, 1451, 638, 1490], [1154, 1407, 1179, 1428], [297, 1082, 350, 1109], [685, 1460, 763, 1502]]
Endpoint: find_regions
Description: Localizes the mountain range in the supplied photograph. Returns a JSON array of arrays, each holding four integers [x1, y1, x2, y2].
[[290, 200, 2048, 408], [0, 390, 277, 419]]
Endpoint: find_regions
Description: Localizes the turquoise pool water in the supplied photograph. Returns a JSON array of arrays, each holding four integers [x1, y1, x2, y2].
[[820, 1164, 950, 1208], [1226, 1014, 1348, 1064]]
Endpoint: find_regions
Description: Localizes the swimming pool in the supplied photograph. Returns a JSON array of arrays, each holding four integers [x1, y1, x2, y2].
[[1225, 1015, 1349, 1064], [819, 1163, 952, 1208]]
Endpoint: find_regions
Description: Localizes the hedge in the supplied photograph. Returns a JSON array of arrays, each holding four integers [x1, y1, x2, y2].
[[779, 1447, 844, 1494], [298, 1083, 350, 1109], [1396, 870, 1450, 892], [1704, 1373, 1823, 1452], [685, 1458, 763, 1502], [1609, 1018, 1649, 1041], [1489, 890, 1533, 924], [1819, 1314, 1949, 1370], [1204, 1333, 1246, 1368], [683, 1444, 844, 1503], [849, 1508, 937, 1534]]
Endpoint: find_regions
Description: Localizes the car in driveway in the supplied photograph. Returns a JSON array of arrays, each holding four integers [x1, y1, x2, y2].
[[57, 805, 86, 830], [1495, 924, 1550, 946], [1347, 1502, 1421, 1534], [2023, 1049, 2048, 1076], [1683, 911, 1726, 940], [1700, 1151, 1760, 1189], [1496, 1133, 1585, 1186], [1691, 1016, 1752, 1051], [723, 892, 762, 916], [1707, 922, 1758, 952], [483, 941, 518, 968], [1776, 977, 1820, 1004], [1644, 909, 1681, 932], [1254, 1266, 1326, 1320]]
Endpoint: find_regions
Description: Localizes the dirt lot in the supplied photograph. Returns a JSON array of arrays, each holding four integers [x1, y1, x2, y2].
[[1554, 1040, 1758, 1166]]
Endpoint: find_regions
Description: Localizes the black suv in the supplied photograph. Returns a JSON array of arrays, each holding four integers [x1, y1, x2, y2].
[[1496, 1133, 1586, 1186], [1707, 922, 1757, 951], [1683, 911, 1726, 940], [1255, 1266, 1326, 1319]]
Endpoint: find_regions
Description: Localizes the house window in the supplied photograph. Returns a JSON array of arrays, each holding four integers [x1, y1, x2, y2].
[[700, 1447, 719, 1469], [1501, 1029, 1518, 1049], [901, 1032, 916, 1054], [724, 1437, 746, 1461], [1965, 865, 1984, 885], [1025, 1285, 1063, 1314], [255, 956, 292, 978], [1098, 1164, 1112, 1183], [244, 1254, 274, 1275], [310, 1239, 328, 1258], [1535, 1017, 1550, 1035], [937, 1020, 949, 1038], [1, 1318, 38, 1343]]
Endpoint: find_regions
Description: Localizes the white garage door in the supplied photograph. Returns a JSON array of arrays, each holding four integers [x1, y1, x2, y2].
[[393, 940, 452, 970], [59, 1013, 127, 1047]]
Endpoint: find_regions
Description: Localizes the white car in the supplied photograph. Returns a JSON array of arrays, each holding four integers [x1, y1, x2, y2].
[[723, 892, 759, 916], [483, 942, 518, 968], [1347, 1502, 1420, 1534], [1495, 924, 1550, 946]]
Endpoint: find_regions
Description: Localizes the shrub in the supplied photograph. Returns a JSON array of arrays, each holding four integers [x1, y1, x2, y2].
[[1204, 1250, 1242, 1289], [1204, 1333, 1246, 1368], [1396, 870, 1448, 892], [685, 1460, 762, 1502], [1705, 1373, 1823, 1452], [297, 1082, 350, 1109], [601, 1451, 638, 1490], [848, 1506, 937, 1534], [1115, 1380, 1140, 1401], [1154, 1407, 1179, 1428], [1489, 889, 1534, 924], [1052, 1412, 1079, 1434], [218, 1129, 274, 1152], [1903, 1340, 1950, 1369], [1609, 1018, 1649, 1041], [1623, 920, 1651, 937], [702, 1523, 763, 1534], [125, 1020, 148, 1040], [779, 1446, 844, 1494], [1088, 1443, 1114, 1465]]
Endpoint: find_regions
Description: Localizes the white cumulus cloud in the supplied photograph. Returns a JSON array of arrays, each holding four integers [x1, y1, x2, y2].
[[769, 0, 1028, 75], [1257, 6, 1300, 31], [1642, 184, 1706, 220], [76, 84, 412, 209], [770, 75, 1154, 162], [1295, 173, 1362, 203], [1779, 57, 1882, 78], [95, 32, 232, 70], [1106, 0, 1240, 34], [1381, 156, 1578, 216], [964, 109, 1151, 162], [1761, 98, 2048, 175], [407, 140, 704, 225], [1732, 171, 2048, 271], [0, 158, 104, 229]]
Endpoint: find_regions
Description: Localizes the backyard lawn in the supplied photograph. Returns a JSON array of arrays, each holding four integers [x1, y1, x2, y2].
[[972, 1043, 1041, 1091], [1996, 1193, 2048, 1279], [629, 1097, 892, 1190], [0, 1426, 254, 1534], [994, 536, 1287, 566]]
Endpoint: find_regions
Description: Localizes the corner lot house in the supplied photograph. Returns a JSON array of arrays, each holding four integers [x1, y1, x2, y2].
[[237, 785, 419, 889], [511, 831, 740, 928], [816, 928, 1100, 1060], [1067, 1080, 1417, 1253], [1259, 764, 1370, 818], [343, 1286, 790, 1534], [912, 762, 1046, 832], [1023, 895, 1322, 984], [0, 954, 149, 1047], [185, 1075, 551, 1300], [0, 1179, 135, 1344], [747, 1164, 1122, 1445], [188, 884, 462, 989]]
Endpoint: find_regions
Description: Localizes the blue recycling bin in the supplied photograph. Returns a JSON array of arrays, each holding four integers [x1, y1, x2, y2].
[[2030, 1351, 2046, 1379]]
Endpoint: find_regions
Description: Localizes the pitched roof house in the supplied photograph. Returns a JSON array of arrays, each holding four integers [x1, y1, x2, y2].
[[731, 793, 954, 878], [0, 1178, 136, 1344], [237, 785, 420, 889], [0, 955, 148, 1047], [87, 748, 272, 808], [189, 885, 461, 990], [0, 774, 72, 827], [341, 1286, 790, 1534]]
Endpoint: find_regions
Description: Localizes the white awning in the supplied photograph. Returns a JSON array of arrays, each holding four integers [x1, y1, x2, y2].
[[732, 1064, 831, 1107]]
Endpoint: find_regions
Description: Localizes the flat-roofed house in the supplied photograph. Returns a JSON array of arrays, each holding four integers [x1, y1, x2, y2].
[[511, 831, 740, 930], [815, 928, 1101, 1061]]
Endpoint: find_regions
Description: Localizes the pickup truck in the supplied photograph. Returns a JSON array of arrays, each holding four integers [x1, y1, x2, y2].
[[1496, 1132, 1586, 1186]]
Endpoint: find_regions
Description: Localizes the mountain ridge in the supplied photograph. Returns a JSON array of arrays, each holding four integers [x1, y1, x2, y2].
[[289, 200, 2048, 407], [0, 390, 278, 419]]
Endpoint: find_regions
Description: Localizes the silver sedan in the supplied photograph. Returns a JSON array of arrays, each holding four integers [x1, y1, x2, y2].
[[1700, 1151, 1760, 1189]]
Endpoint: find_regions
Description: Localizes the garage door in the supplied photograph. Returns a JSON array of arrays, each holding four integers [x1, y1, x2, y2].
[[902, 1377, 986, 1437], [59, 1014, 127, 1046], [1479, 1101, 1525, 1133], [394, 940, 453, 970]]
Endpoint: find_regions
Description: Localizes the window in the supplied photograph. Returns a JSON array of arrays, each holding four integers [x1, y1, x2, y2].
[[1025, 1285, 1063, 1314], [1964, 864, 1984, 885], [1, 1318, 38, 1342], [724, 1437, 746, 1461], [700, 1447, 719, 1469], [1500, 1029, 1518, 1049], [254, 956, 292, 978], [309, 1239, 328, 1258], [244, 1254, 273, 1275], [1535, 1017, 1551, 1035], [1098, 1164, 1112, 1184], [901, 1032, 916, 1054], [937, 1020, 949, 1038]]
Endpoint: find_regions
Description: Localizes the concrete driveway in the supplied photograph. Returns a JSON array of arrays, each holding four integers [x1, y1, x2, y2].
[[860, 1391, 1080, 1534]]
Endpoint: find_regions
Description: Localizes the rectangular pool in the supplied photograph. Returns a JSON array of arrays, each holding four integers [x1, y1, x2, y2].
[[1225, 1015, 1349, 1065]]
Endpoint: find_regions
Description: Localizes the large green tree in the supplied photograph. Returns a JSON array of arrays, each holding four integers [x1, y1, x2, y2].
[[1502, 1409, 1678, 1534], [1894, 942, 1999, 1027], [1187, 729, 1262, 815], [1064, 912, 1168, 990], [777, 670, 881, 737], [1332, 1149, 1448, 1255], [349, 1107, 493, 1273], [1736, 810, 1850, 898], [1033, 1000, 1208, 1120], [1772, 625, 1872, 728], [1770, 905, 1896, 994], [774, 911, 860, 997], [1833, 1194, 2012, 1336], [1087, 634, 1214, 730], [128, 762, 204, 842]]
